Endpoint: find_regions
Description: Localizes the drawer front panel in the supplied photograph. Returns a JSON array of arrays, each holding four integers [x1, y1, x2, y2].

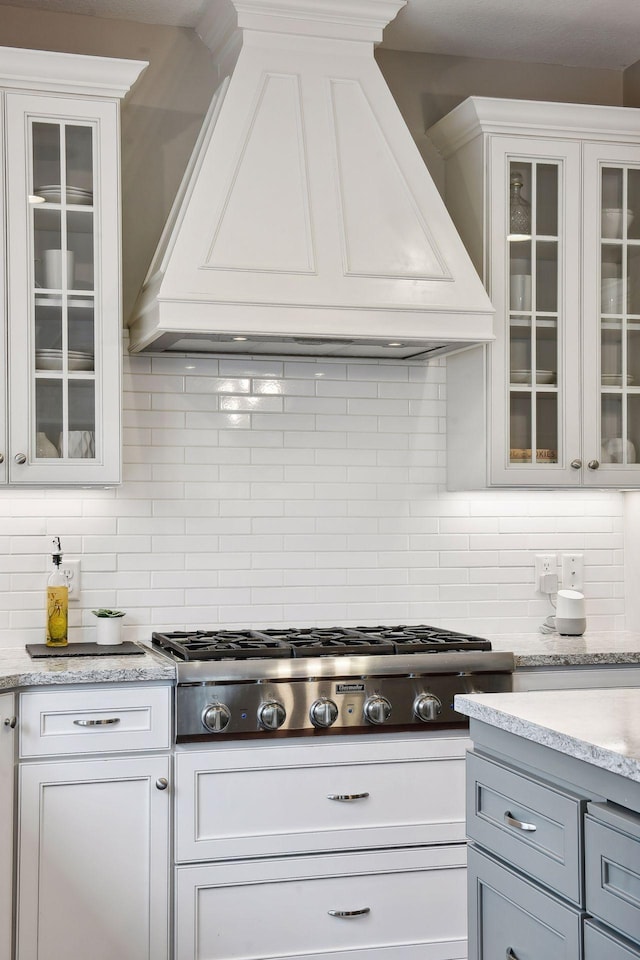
[[176, 737, 466, 862], [467, 751, 585, 903], [175, 845, 467, 960], [584, 920, 640, 960], [586, 807, 640, 943], [468, 845, 583, 960], [19, 685, 171, 757]]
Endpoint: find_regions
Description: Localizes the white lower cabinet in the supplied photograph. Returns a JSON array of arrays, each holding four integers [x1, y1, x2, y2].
[[175, 845, 468, 960], [0, 693, 15, 960], [174, 732, 469, 960], [16, 753, 171, 960]]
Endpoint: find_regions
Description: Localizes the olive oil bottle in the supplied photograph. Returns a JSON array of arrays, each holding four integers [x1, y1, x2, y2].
[[46, 537, 68, 647]]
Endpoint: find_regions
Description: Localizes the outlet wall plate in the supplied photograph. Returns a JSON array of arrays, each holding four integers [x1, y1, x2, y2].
[[534, 553, 557, 593], [60, 560, 81, 601], [561, 553, 584, 590]]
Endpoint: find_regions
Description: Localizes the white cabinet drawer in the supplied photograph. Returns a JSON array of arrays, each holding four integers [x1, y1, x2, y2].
[[175, 733, 468, 862], [175, 844, 467, 960], [19, 684, 171, 757]]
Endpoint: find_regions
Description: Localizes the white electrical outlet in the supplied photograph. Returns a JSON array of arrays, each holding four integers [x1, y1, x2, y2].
[[60, 560, 81, 601], [534, 553, 557, 593], [561, 553, 584, 590]]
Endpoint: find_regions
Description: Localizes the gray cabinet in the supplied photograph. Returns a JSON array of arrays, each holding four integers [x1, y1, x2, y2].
[[584, 919, 640, 960], [467, 751, 585, 904], [586, 802, 640, 945], [468, 845, 583, 960], [465, 726, 640, 960]]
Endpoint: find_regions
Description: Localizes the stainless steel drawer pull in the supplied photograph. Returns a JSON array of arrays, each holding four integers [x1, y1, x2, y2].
[[506, 949, 518, 960], [73, 717, 121, 727], [327, 792, 370, 802], [504, 811, 536, 832], [328, 908, 371, 918]]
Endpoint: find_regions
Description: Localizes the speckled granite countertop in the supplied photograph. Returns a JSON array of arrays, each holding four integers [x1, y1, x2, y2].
[[487, 631, 640, 666], [455, 688, 640, 783], [0, 629, 638, 690], [0, 643, 175, 689]]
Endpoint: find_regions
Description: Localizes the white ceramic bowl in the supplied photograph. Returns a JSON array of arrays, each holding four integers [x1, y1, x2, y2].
[[602, 207, 634, 238]]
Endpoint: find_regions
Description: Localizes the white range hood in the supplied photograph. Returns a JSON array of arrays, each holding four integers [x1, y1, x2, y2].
[[128, 0, 495, 360]]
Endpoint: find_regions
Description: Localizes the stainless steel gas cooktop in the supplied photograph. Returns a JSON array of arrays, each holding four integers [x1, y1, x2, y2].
[[151, 625, 513, 742]]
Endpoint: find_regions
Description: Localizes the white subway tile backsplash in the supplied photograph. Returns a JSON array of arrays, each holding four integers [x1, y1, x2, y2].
[[186, 376, 250, 393], [254, 378, 315, 396], [0, 353, 628, 646]]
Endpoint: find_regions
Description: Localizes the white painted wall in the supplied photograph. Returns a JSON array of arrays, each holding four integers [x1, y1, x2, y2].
[[0, 349, 624, 648]]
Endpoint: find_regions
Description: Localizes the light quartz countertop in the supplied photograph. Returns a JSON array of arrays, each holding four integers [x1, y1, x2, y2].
[[0, 643, 175, 689], [455, 687, 640, 783], [487, 630, 640, 666]]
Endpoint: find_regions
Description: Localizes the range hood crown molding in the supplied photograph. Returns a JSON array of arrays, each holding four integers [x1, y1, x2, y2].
[[130, 0, 494, 360]]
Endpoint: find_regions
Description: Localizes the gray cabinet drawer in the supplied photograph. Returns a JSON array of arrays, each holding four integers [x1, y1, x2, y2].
[[467, 751, 586, 904], [585, 802, 640, 944], [584, 919, 640, 960], [468, 845, 583, 960]]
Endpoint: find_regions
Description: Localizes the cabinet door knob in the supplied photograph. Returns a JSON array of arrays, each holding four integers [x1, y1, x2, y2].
[[506, 950, 518, 960], [3, 717, 16, 729], [570, 459, 582, 469], [0, 453, 4, 464], [156, 777, 169, 791], [14, 453, 27, 464], [588, 459, 600, 470]]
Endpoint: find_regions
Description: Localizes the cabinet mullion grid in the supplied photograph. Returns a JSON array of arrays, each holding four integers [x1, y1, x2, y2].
[[509, 158, 562, 468], [531, 161, 539, 461], [59, 121, 69, 456]]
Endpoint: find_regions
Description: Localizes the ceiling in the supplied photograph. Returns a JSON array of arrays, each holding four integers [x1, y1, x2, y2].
[[0, 0, 638, 71]]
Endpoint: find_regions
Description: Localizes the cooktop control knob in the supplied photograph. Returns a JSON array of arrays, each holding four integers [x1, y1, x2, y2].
[[258, 700, 286, 730], [309, 698, 339, 728], [414, 694, 442, 722], [202, 702, 231, 733], [363, 695, 392, 725]]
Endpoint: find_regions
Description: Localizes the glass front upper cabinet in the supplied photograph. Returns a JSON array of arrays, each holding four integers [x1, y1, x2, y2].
[[31, 120, 97, 463], [0, 52, 145, 485], [508, 160, 560, 468]]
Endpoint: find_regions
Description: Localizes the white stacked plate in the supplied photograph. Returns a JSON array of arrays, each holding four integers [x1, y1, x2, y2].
[[511, 369, 556, 384], [602, 373, 634, 387], [35, 349, 94, 371], [34, 184, 93, 205]]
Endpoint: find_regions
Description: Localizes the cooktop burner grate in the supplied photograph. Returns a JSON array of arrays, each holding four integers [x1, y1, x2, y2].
[[152, 630, 291, 661], [353, 624, 492, 653], [152, 624, 493, 662]]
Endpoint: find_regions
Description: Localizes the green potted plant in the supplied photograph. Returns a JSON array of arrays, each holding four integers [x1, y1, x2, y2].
[[92, 608, 126, 645]]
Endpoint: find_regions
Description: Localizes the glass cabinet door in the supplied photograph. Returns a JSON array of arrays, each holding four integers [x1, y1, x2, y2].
[[599, 164, 640, 466], [5, 91, 122, 484], [488, 137, 581, 485], [508, 160, 560, 466], [31, 119, 96, 463]]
